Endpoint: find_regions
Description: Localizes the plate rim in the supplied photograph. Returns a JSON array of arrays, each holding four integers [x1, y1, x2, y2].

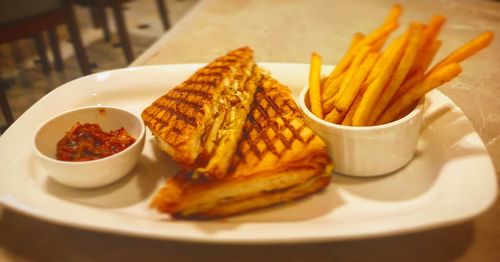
[[0, 63, 497, 244]]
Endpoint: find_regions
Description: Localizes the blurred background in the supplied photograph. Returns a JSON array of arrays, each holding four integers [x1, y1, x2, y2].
[[0, 0, 199, 133]]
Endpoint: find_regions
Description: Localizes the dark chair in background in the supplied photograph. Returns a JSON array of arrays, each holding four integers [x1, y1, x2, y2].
[[0, 0, 92, 129], [75, 0, 171, 63], [0, 82, 14, 129], [0, 0, 92, 75]]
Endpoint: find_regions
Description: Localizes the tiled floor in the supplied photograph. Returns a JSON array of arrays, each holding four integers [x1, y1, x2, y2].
[[0, 0, 199, 130]]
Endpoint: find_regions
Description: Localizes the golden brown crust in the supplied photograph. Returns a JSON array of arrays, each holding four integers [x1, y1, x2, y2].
[[141, 47, 255, 168], [152, 154, 332, 219], [150, 73, 333, 219], [230, 74, 328, 177], [174, 172, 331, 219], [194, 64, 262, 179]]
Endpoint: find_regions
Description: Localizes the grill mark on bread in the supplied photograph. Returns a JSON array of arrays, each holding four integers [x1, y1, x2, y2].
[[184, 80, 219, 87], [142, 46, 256, 167], [170, 126, 183, 134], [230, 75, 321, 169], [265, 90, 307, 145], [247, 110, 279, 158], [237, 64, 256, 94], [154, 104, 197, 127], [199, 65, 231, 72], [281, 99, 307, 144], [252, 102, 281, 156], [148, 64, 334, 219], [215, 56, 244, 65], [145, 63, 240, 134], [191, 60, 259, 178], [161, 95, 204, 111], [263, 82, 312, 145], [185, 75, 223, 85], [171, 88, 213, 100], [254, 89, 293, 150]]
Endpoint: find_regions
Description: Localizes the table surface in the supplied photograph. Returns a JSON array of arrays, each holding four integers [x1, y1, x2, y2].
[[2, 0, 499, 261]]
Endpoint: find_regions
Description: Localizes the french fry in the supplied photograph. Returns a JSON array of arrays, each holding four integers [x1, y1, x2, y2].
[[417, 40, 442, 74], [383, 4, 403, 26], [352, 32, 366, 49], [428, 31, 494, 74], [343, 84, 368, 125], [309, 52, 323, 118], [324, 33, 364, 88], [371, 33, 390, 51], [311, 6, 492, 128], [394, 32, 492, 103], [325, 53, 379, 124], [391, 72, 424, 102], [336, 52, 380, 112], [320, 77, 328, 89], [407, 15, 446, 77], [372, 4, 403, 51], [324, 14, 399, 87], [396, 103, 418, 120], [352, 35, 408, 126], [392, 31, 491, 103], [393, 40, 441, 101], [353, 32, 366, 45], [367, 23, 424, 125], [361, 22, 399, 47], [332, 45, 372, 103], [323, 33, 365, 87], [377, 63, 462, 124], [323, 95, 336, 115], [421, 15, 446, 48], [324, 108, 342, 123], [322, 71, 346, 102], [365, 36, 402, 84], [322, 72, 346, 113]]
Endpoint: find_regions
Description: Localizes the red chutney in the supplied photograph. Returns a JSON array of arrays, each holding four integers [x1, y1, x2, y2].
[[56, 122, 136, 161]]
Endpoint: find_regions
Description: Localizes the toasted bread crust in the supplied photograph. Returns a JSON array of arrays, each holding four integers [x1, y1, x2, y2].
[[142, 47, 255, 168], [175, 174, 331, 219], [230, 75, 328, 177], [150, 73, 333, 219], [151, 153, 332, 219], [194, 64, 262, 179]]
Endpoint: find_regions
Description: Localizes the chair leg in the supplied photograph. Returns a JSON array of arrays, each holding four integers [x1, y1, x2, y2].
[[64, 2, 91, 75], [156, 0, 171, 31], [111, 2, 134, 64], [90, 5, 111, 42], [0, 83, 14, 127], [33, 33, 51, 74], [48, 28, 64, 71], [98, 6, 111, 42], [89, 5, 102, 29]]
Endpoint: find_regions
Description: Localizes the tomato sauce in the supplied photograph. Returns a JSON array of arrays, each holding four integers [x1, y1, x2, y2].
[[56, 122, 136, 161]]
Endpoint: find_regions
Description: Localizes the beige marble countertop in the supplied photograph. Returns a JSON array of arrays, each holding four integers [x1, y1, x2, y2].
[[1, 0, 499, 261]]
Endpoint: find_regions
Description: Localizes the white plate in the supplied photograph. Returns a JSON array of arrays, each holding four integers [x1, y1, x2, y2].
[[0, 64, 497, 244]]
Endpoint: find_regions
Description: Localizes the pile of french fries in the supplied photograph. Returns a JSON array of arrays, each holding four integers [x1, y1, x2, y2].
[[308, 4, 493, 126]]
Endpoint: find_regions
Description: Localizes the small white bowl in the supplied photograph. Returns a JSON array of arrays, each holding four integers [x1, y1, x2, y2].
[[33, 106, 145, 188], [299, 88, 426, 177]]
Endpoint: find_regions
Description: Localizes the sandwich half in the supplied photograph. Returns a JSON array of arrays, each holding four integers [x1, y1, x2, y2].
[[141, 47, 261, 179], [150, 73, 333, 219]]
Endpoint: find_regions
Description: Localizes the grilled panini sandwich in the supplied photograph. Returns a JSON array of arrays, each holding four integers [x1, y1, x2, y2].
[[151, 74, 333, 219], [142, 47, 260, 179]]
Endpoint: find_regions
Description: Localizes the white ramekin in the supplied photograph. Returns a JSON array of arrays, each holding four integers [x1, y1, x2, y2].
[[299, 88, 426, 177], [33, 106, 145, 188]]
